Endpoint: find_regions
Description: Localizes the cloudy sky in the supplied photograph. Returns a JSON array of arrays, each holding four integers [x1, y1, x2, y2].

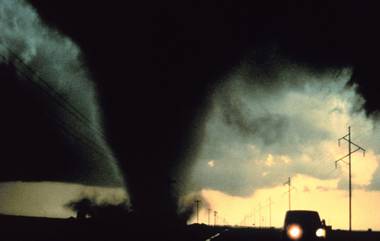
[[0, 0, 125, 218], [187, 57, 380, 230], [1, 0, 380, 232]]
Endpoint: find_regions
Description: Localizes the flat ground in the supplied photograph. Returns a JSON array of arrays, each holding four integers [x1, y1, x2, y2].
[[1, 215, 379, 241]]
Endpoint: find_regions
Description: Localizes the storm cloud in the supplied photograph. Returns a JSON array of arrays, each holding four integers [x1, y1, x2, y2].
[[189, 54, 380, 196], [0, 0, 123, 186]]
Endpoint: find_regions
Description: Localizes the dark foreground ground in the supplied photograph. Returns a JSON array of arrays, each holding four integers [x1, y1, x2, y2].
[[1, 214, 379, 241], [209, 227, 380, 241]]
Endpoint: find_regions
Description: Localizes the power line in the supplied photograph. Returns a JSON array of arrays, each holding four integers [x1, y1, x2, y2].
[[0, 45, 117, 163], [19, 74, 113, 160], [0, 45, 108, 142], [0, 49, 120, 179], [45, 106, 113, 162], [245, 125, 369, 229]]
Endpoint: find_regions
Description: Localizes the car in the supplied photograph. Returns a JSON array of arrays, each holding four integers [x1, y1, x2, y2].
[[282, 210, 326, 241]]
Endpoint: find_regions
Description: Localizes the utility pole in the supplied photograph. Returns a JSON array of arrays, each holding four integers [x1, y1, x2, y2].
[[336, 126, 365, 232], [284, 177, 292, 210], [258, 202, 262, 227], [268, 197, 272, 227], [195, 200, 200, 224], [208, 208, 211, 225], [214, 211, 218, 226], [253, 208, 256, 226]]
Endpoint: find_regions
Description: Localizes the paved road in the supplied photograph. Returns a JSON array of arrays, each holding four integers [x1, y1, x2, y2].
[[204, 227, 380, 241], [205, 228, 230, 241], [205, 228, 282, 241]]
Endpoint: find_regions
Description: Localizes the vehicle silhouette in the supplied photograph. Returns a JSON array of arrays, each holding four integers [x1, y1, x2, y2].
[[283, 210, 326, 241]]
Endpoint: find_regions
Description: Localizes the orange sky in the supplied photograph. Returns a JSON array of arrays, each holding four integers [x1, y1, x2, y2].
[[188, 174, 380, 230]]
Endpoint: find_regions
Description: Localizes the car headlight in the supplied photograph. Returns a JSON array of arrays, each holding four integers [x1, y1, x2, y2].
[[287, 224, 303, 240], [316, 228, 326, 238]]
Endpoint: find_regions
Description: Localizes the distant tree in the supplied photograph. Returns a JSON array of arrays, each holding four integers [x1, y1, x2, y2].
[[66, 197, 94, 219], [65, 197, 130, 220]]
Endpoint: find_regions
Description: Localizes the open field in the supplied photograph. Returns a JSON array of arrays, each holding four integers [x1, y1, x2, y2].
[[1, 215, 379, 241]]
